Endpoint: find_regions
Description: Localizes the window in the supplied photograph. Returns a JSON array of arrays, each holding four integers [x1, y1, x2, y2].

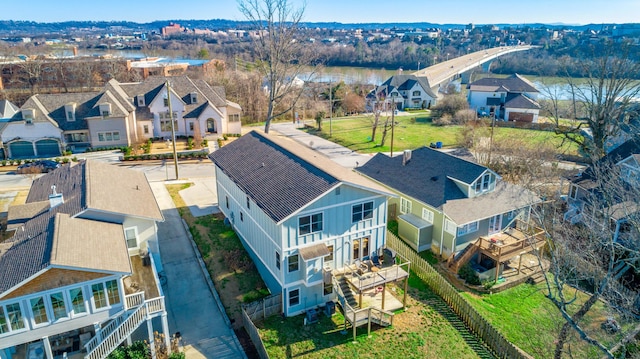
[[226, 196, 229, 209], [240, 212, 244, 222], [475, 173, 492, 193], [324, 282, 333, 295], [422, 208, 434, 223], [25, 116, 33, 124], [246, 196, 250, 209], [400, 197, 412, 214], [229, 114, 240, 122], [457, 221, 479, 236], [143, 125, 149, 134], [160, 120, 178, 132], [444, 219, 456, 235], [69, 288, 86, 315], [50, 292, 67, 321], [163, 98, 169, 107], [92, 283, 108, 309], [276, 252, 281, 270], [288, 254, 299, 272], [189, 122, 194, 131], [335, 187, 340, 195], [325, 245, 334, 262], [569, 185, 578, 199], [0, 303, 25, 334], [124, 228, 137, 249], [67, 111, 75, 122], [352, 201, 374, 222], [299, 213, 323, 235], [289, 289, 300, 306], [30, 297, 48, 325], [97, 131, 120, 142], [413, 90, 421, 96], [105, 280, 121, 305]]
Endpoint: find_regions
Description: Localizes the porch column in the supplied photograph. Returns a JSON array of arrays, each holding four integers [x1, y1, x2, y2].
[[126, 335, 132, 346], [93, 323, 102, 343], [518, 255, 523, 275], [403, 276, 409, 308], [147, 319, 156, 359], [358, 291, 363, 308], [162, 312, 171, 354], [381, 283, 386, 310], [42, 337, 53, 359], [495, 261, 500, 283]]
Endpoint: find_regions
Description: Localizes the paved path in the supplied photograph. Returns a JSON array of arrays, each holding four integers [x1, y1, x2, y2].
[[150, 181, 246, 359], [271, 122, 374, 168]]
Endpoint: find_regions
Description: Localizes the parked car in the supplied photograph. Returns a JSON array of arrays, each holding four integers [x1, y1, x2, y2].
[[16, 160, 60, 174]]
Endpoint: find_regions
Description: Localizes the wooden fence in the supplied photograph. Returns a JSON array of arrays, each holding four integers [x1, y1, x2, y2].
[[241, 294, 282, 359], [386, 231, 534, 359]]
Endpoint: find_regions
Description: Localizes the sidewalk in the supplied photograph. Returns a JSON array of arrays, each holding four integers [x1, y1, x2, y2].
[[149, 181, 245, 359], [270, 122, 374, 168]]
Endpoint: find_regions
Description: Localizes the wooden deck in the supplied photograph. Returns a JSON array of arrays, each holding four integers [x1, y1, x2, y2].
[[336, 264, 409, 292], [124, 255, 160, 299], [477, 223, 546, 263]]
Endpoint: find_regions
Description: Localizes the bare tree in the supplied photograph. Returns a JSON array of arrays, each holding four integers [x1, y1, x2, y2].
[[533, 159, 640, 358], [238, 0, 317, 133], [550, 42, 640, 159]]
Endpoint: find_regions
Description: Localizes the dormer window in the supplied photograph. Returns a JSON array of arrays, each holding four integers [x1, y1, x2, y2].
[[190, 92, 198, 104], [99, 103, 112, 117], [137, 95, 145, 107], [22, 108, 35, 124], [64, 103, 76, 122], [163, 97, 169, 107], [474, 173, 493, 194]]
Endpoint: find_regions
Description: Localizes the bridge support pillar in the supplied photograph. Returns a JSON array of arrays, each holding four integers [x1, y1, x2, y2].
[[460, 70, 474, 84], [481, 60, 493, 73]]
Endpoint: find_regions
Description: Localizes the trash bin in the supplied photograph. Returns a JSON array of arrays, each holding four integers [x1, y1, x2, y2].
[[436, 141, 443, 148], [325, 301, 336, 317]]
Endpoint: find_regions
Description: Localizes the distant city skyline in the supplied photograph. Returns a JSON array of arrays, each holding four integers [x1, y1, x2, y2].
[[2, 0, 639, 25]]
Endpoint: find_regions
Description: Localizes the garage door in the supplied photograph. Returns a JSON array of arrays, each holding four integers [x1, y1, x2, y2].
[[35, 139, 61, 157], [508, 112, 534, 122], [9, 141, 35, 158]]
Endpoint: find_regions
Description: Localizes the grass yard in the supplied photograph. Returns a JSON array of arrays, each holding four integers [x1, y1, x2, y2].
[[165, 183, 269, 328], [461, 282, 633, 358], [258, 275, 494, 359], [306, 115, 579, 156]]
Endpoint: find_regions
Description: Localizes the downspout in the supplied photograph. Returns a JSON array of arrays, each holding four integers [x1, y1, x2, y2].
[[439, 213, 445, 255]]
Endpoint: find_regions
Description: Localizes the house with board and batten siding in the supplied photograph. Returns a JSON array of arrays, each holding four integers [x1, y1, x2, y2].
[[209, 130, 396, 317]]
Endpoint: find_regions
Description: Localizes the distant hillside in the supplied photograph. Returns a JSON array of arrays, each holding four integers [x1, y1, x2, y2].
[[0, 19, 634, 36]]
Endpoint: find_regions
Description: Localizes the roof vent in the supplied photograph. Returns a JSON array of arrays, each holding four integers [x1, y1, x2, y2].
[[49, 185, 64, 209], [402, 149, 412, 166], [430, 176, 439, 182]]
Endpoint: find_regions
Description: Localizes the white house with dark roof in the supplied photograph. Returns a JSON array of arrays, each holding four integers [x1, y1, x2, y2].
[[0, 161, 169, 359], [209, 130, 405, 317], [467, 74, 541, 122], [366, 74, 438, 112], [1, 76, 241, 158]]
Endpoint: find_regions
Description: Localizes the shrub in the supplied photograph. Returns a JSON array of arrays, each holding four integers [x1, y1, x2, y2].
[[62, 158, 70, 164], [458, 263, 481, 285], [1, 160, 6, 166], [15, 159, 22, 165], [71, 156, 78, 162], [432, 113, 453, 126], [54, 157, 61, 163]]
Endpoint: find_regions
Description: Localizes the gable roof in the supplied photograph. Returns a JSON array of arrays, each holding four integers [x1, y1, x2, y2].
[[356, 147, 489, 209], [0, 99, 19, 119], [210, 130, 391, 223], [0, 161, 161, 297], [468, 74, 539, 94], [376, 74, 438, 99], [504, 93, 541, 110]]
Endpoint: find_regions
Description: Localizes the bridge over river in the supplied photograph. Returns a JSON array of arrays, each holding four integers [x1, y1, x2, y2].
[[413, 45, 538, 90]]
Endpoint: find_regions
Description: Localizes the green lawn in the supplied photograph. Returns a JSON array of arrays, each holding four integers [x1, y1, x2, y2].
[[307, 114, 579, 155], [461, 282, 632, 358], [259, 275, 491, 359]]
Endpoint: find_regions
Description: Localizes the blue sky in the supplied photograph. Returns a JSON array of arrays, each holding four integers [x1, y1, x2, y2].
[[2, 0, 639, 24]]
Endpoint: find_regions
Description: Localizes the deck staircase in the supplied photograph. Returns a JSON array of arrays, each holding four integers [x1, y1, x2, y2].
[[449, 240, 479, 272], [84, 296, 165, 359], [337, 277, 360, 309]]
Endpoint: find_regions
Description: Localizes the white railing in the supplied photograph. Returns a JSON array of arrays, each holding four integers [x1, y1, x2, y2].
[[84, 297, 166, 359], [125, 292, 146, 310]]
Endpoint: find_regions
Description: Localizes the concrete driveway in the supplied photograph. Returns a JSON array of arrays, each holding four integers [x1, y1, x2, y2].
[[150, 181, 246, 359]]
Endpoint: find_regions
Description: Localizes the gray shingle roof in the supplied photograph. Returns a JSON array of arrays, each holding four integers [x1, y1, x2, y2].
[[377, 74, 438, 99], [210, 131, 340, 222], [504, 93, 541, 110], [468, 74, 539, 93], [356, 147, 488, 209], [0, 99, 19, 119], [0, 160, 162, 297]]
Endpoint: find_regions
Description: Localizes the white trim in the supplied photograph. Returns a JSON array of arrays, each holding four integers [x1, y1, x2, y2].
[[297, 211, 324, 237], [286, 223, 387, 251], [124, 226, 139, 250]]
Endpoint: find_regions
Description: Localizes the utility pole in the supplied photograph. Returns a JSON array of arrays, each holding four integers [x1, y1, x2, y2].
[[390, 94, 395, 157], [329, 78, 333, 137], [166, 80, 179, 180]]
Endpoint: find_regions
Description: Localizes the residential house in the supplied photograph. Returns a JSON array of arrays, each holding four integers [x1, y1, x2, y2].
[[0, 100, 19, 159], [1, 75, 241, 158], [565, 137, 640, 245], [209, 130, 396, 317], [467, 74, 541, 122], [0, 161, 168, 359], [356, 147, 540, 257], [366, 75, 438, 112]]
